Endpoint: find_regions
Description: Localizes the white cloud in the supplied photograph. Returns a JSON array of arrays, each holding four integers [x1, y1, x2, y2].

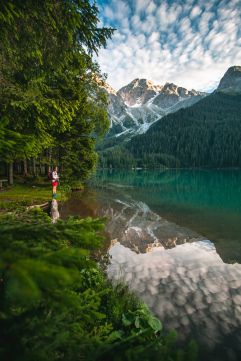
[[179, 18, 192, 35], [156, 2, 182, 31], [135, 0, 151, 13], [198, 11, 213, 35], [146, 1, 156, 15], [131, 14, 141, 29], [97, 0, 241, 92], [190, 5, 202, 19], [148, 31, 159, 44], [103, 6, 114, 20]]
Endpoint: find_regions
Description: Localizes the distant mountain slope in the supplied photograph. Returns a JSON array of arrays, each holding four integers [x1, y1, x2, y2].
[[100, 79, 206, 144], [125, 91, 241, 168]]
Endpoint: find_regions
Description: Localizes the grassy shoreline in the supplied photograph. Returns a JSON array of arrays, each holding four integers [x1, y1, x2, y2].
[[0, 179, 69, 213]]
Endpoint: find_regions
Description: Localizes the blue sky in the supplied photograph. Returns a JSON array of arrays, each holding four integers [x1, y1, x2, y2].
[[96, 0, 241, 92]]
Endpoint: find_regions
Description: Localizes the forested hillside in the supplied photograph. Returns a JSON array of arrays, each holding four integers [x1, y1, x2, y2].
[[99, 92, 241, 168]]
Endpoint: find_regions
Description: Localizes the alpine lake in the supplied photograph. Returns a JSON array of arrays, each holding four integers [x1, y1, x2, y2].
[[61, 169, 241, 361]]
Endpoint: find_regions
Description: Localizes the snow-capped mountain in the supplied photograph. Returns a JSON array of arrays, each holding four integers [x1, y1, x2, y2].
[[117, 78, 163, 106], [104, 78, 206, 139]]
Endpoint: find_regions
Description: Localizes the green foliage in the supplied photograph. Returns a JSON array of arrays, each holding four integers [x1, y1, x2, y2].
[[0, 209, 198, 361], [121, 304, 162, 332]]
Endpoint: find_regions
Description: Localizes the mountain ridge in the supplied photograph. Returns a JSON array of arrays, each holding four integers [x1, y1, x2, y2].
[[217, 66, 241, 93], [101, 78, 206, 142]]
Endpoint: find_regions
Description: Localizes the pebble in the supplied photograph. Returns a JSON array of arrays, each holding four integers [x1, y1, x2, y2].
[[232, 294, 241, 305]]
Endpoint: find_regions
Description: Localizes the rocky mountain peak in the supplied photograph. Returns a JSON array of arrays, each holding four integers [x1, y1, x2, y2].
[[98, 80, 117, 95], [218, 65, 241, 91], [162, 82, 200, 97], [116, 78, 204, 107], [131, 78, 163, 91], [117, 78, 163, 106], [162, 82, 181, 95], [104, 83, 117, 95]]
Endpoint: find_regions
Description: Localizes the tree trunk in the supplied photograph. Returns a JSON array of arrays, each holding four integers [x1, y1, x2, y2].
[[33, 158, 36, 176], [9, 162, 13, 185], [23, 159, 28, 176], [17, 161, 22, 175], [45, 164, 49, 176], [5, 163, 8, 177]]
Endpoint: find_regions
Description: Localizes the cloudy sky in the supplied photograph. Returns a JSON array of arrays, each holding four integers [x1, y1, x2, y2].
[[96, 0, 241, 92]]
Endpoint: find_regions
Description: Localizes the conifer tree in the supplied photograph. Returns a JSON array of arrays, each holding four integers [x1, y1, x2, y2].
[[0, 0, 113, 182]]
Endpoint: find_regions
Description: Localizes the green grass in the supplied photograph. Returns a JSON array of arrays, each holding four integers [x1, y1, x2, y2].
[[0, 181, 68, 211]]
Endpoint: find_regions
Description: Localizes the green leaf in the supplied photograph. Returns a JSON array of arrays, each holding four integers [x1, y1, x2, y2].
[[6, 266, 41, 307], [147, 316, 163, 332], [107, 330, 123, 342], [122, 313, 132, 327], [134, 316, 140, 329]]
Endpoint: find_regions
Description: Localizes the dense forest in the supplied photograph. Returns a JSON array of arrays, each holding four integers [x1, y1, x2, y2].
[[0, 0, 113, 186], [99, 92, 241, 169]]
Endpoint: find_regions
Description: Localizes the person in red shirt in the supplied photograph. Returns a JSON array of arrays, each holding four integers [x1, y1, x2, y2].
[[52, 166, 59, 198]]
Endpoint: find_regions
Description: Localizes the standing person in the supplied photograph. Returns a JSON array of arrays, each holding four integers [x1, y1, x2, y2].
[[52, 166, 59, 198]]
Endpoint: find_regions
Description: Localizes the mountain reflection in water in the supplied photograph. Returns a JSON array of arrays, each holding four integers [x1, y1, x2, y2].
[[97, 191, 241, 361], [60, 170, 241, 361], [97, 195, 205, 253]]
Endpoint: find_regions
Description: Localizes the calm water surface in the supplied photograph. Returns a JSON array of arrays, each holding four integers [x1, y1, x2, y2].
[[61, 170, 241, 361]]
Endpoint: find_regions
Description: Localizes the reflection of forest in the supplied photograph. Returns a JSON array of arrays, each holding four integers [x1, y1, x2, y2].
[[91, 169, 241, 211]]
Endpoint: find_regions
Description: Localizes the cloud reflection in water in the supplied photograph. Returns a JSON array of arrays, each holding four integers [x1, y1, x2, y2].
[[108, 240, 241, 360]]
